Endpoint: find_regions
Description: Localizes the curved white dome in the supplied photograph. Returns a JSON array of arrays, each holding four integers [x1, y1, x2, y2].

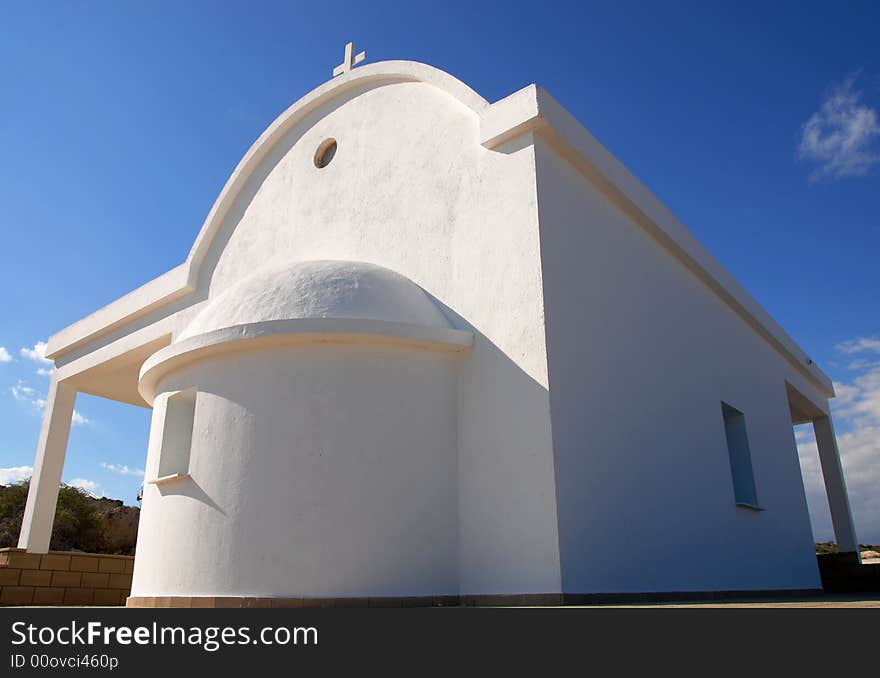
[[178, 260, 451, 341]]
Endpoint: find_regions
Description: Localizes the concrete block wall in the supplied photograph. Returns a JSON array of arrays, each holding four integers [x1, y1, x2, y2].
[[0, 548, 133, 606]]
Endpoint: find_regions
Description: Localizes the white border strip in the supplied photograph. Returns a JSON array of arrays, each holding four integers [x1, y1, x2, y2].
[[137, 318, 474, 404]]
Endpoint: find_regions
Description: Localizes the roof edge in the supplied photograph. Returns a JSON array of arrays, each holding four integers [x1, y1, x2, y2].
[[45, 264, 192, 360], [183, 60, 488, 282], [138, 318, 474, 405], [481, 84, 833, 397], [45, 60, 489, 361], [43, 65, 834, 400]]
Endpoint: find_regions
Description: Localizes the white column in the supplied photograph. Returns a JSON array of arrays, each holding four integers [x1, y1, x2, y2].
[[17, 377, 76, 553], [812, 415, 859, 555]]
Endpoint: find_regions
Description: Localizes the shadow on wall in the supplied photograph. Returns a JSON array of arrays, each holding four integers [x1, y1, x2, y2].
[[137, 303, 559, 597], [155, 478, 226, 516]]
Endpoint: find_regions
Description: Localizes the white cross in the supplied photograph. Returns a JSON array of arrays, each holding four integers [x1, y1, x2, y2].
[[333, 41, 366, 77]]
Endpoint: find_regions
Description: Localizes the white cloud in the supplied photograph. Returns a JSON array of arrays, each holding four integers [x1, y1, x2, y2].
[[837, 337, 880, 355], [8, 380, 90, 425], [36, 368, 54, 377], [67, 478, 101, 496], [794, 426, 814, 444], [796, 336, 880, 544], [10, 380, 36, 401], [20, 341, 51, 365], [100, 462, 144, 478], [832, 341, 880, 428], [0, 347, 11, 363], [71, 410, 90, 426], [0, 465, 33, 484], [798, 75, 880, 181]]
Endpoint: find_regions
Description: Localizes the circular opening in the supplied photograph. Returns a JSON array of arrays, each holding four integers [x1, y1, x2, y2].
[[314, 138, 337, 168]]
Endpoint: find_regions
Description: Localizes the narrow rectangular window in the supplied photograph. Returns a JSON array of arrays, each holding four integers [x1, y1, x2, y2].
[[156, 388, 196, 481], [721, 402, 759, 509]]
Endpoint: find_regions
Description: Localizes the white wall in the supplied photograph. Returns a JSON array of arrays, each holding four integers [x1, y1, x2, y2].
[[46, 65, 834, 598], [132, 343, 459, 598], [183, 82, 562, 594], [534, 138, 820, 593]]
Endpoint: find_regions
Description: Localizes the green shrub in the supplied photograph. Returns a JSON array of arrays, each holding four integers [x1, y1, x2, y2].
[[0, 480, 105, 552]]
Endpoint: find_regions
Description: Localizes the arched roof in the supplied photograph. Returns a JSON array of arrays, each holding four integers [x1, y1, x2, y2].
[[178, 260, 453, 341], [183, 61, 489, 286], [139, 259, 472, 404], [48, 59, 836, 403]]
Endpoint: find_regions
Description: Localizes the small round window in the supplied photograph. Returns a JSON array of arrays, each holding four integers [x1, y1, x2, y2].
[[314, 138, 337, 168]]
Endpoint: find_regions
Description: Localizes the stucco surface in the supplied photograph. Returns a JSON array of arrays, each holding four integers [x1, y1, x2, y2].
[[21, 59, 854, 599], [534, 138, 821, 593], [133, 345, 459, 598], [178, 260, 453, 340], [131, 75, 562, 597]]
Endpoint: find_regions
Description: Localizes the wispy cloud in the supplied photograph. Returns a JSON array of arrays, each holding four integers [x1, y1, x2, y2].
[[796, 336, 880, 543], [837, 337, 880, 355], [35, 368, 54, 377], [20, 340, 51, 365], [0, 347, 11, 363], [8, 379, 90, 426], [100, 462, 144, 478], [0, 465, 33, 484], [10, 380, 36, 401], [67, 478, 101, 496], [798, 74, 880, 181]]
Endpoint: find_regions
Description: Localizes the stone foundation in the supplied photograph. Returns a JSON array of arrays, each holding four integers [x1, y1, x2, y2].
[[127, 595, 468, 608], [126, 589, 824, 608], [0, 548, 133, 606]]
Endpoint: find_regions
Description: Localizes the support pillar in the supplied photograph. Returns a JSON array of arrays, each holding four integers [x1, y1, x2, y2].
[[812, 415, 859, 555], [17, 376, 76, 553]]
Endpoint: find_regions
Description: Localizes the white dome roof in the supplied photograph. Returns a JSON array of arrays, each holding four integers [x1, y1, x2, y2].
[[179, 260, 451, 341]]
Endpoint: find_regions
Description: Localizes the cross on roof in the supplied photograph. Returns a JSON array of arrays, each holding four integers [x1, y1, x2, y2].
[[333, 42, 366, 77]]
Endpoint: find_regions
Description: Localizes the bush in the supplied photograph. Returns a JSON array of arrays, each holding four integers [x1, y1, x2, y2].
[[0, 481, 29, 547], [0, 480, 105, 552], [815, 542, 839, 555]]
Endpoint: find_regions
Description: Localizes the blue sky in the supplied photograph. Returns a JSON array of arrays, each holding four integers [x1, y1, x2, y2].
[[1, 2, 878, 543]]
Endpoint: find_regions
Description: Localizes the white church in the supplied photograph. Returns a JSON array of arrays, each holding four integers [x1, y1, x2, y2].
[[18, 46, 860, 606]]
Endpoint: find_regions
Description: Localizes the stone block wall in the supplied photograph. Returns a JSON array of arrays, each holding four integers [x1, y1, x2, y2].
[[0, 548, 133, 606]]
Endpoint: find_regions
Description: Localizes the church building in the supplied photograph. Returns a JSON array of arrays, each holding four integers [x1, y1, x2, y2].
[[18, 46, 860, 606]]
